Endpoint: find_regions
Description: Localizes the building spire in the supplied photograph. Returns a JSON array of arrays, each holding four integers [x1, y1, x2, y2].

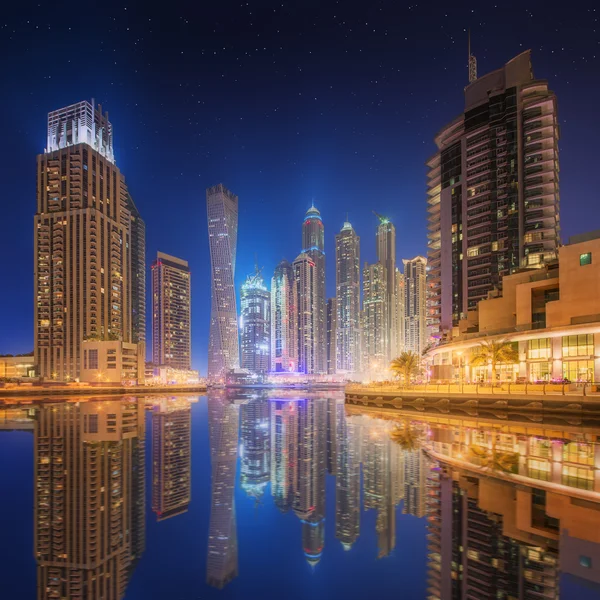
[[468, 29, 477, 83]]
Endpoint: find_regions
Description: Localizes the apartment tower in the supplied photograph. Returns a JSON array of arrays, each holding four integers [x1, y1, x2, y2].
[[35, 100, 145, 380], [335, 219, 361, 373], [427, 50, 560, 340], [240, 267, 271, 375], [293, 252, 317, 374], [403, 256, 427, 357], [302, 204, 326, 373], [362, 262, 388, 374], [207, 184, 240, 381], [270, 259, 298, 372], [151, 252, 191, 369]]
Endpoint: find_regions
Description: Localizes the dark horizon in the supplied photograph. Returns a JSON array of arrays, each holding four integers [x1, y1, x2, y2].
[[1, 1, 599, 374]]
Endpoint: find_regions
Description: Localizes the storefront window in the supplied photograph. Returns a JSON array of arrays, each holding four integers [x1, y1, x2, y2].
[[528, 338, 551, 359], [562, 334, 594, 357], [530, 438, 551, 459], [563, 360, 594, 382], [529, 362, 552, 382], [528, 458, 551, 482]]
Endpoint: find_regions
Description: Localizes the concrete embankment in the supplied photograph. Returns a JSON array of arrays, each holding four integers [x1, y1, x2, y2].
[[0, 385, 207, 399]]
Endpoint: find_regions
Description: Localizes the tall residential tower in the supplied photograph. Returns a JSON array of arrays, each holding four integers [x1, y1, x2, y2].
[[151, 252, 191, 369], [207, 184, 240, 381], [35, 100, 145, 380], [427, 50, 560, 340], [302, 205, 326, 374], [403, 256, 427, 357], [335, 220, 360, 374], [270, 259, 298, 372]]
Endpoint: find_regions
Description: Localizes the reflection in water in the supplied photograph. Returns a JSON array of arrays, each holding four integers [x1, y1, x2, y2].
[[151, 398, 191, 521], [35, 398, 145, 600], [6, 392, 598, 598], [206, 393, 240, 589]]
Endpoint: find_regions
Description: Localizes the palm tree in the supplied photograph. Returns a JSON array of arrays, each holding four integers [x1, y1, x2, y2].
[[390, 420, 423, 452], [469, 339, 518, 383], [390, 351, 420, 386]]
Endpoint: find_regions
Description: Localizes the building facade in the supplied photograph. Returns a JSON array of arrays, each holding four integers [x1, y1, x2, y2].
[[240, 268, 271, 375], [207, 184, 240, 381], [293, 252, 317, 374], [327, 297, 337, 374], [302, 205, 327, 374], [270, 259, 298, 373], [151, 252, 191, 370], [362, 262, 388, 375], [427, 50, 560, 341], [335, 220, 361, 373], [35, 100, 145, 380], [428, 231, 600, 383], [403, 256, 427, 357]]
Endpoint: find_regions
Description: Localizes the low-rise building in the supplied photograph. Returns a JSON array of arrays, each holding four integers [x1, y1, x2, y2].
[[144, 363, 201, 385], [428, 231, 600, 382], [80, 340, 143, 384], [0, 355, 35, 379]]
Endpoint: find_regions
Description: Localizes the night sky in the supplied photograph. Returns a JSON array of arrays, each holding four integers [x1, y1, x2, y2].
[[1, 1, 599, 373]]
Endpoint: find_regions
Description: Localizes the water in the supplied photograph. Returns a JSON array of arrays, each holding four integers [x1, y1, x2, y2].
[[1, 390, 600, 599]]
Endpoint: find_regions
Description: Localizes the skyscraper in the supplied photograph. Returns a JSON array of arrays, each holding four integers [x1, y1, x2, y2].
[[270, 259, 298, 373], [270, 399, 298, 512], [151, 398, 192, 521], [403, 256, 427, 357], [335, 220, 361, 373], [375, 214, 400, 360], [207, 184, 240, 381], [206, 393, 240, 589], [293, 252, 317, 374], [427, 50, 560, 340], [240, 267, 271, 375], [151, 252, 191, 369], [326, 297, 337, 374], [35, 100, 145, 380], [302, 205, 326, 374], [240, 397, 270, 501], [362, 262, 388, 373]]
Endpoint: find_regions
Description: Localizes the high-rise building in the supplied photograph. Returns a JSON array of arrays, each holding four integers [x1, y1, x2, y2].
[[403, 256, 427, 357], [151, 252, 191, 369], [335, 220, 361, 373], [427, 50, 560, 340], [35, 100, 145, 380], [302, 205, 326, 373], [207, 184, 240, 381], [362, 262, 388, 373], [293, 252, 317, 374], [375, 214, 399, 360], [270, 259, 298, 373], [35, 399, 145, 599], [206, 393, 240, 589], [403, 450, 428, 518], [326, 297, 337, 374], [151, 398, 192, 521], [394, 271, 406, 358], [240, 268, 271, 375]]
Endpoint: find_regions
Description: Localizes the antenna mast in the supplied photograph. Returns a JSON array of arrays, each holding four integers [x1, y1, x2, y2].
[[468, 29, 477, 83]]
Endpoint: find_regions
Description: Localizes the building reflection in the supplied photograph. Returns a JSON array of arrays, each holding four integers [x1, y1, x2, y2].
[[35, 398, 145, 600], [151, 397, 192, 521], [206, 392, 240, 589], [240, 396, 270, 502]]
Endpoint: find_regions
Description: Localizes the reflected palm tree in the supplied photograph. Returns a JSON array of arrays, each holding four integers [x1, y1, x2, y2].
[[468, 445, 518, 474], [390, 419, 424, 452]]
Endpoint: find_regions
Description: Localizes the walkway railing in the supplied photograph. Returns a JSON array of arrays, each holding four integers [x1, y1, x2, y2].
[[346, 382, 600, 397]]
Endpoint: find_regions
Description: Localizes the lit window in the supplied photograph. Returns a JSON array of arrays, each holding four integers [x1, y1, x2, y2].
[[467, 247, 479, 257], [580, 252, 592, 266]]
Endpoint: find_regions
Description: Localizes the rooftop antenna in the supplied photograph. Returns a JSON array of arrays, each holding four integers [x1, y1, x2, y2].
[[372, 210, 390, 225], [468, 29, 477, 83]]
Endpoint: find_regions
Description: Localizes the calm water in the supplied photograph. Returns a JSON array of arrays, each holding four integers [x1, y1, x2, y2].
[[1, 390, 600, 599]]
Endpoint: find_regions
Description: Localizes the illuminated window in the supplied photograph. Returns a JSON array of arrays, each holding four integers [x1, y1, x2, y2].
[[528, 338, 551, 360], [563, 360, 594, 382], [88, 349, 98, 370], [467, 247, 479, 257], [563, 442, 594, 467], [562, 465, 593, 490], [529, 362, 551, 381], [580, 252, 592, 266], [491, 241, 498, 251], [562, 334, 594, 357]]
